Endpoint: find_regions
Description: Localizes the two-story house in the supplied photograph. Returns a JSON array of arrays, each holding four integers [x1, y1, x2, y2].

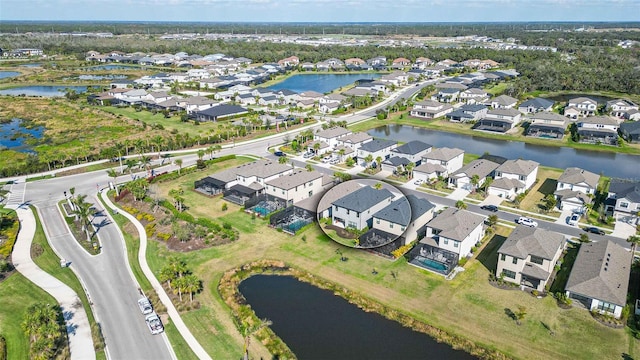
[[606, 99, 639, 118], [488, 159, 539, 200], [525, 112, 568, 139], [357, 139, 398, 167], [235, 160, 293, 188], [554, 167, 600, 212], [577, 116, 619, 145], [265, 170, 330, 206], [458, 88, 490, 105], [449, 159, 500, 190], [335, 132, 373, 151], [620, 121, 640, 144], [413, 147, 464, 182], [518, 97, 554, 114], [410, 100, 454, 119], [359, 197, 412, 248], [431, 88, 462, 103], [446, 104, 488, 123], [607, 179, 640, 217], [314, 127, 352, 148], [497, 226, 565, 292], [331, 186, 394, 230], [487, 95, 518, 109], [474, 108, 522, 133], [565, 240, 631, 319], [402, 195, 436, 244], [565, 97, 598, 118], [389, 141, 432, 166]]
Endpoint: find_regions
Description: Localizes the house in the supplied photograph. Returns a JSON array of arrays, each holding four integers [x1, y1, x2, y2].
[[306, 140, 330, 155], [381, 156, 412, 173], [620, 121, 640, 143], [357, 139, 398, 166], [413, 57, 434, 69], [277, 56, 300, 68], [431, 87, 462, 103], [577, 116, 619, 145], [436, 59, 458, 67], [194, 159, 290, 196], [320, 93, 346, 105], [474, 108, 522, 133], [607, 99, 638, 118], [265, 170, 329, 206], [488, 95, 518, 109], [554, 167, 600, 212], [314, 127, 352, 148], [359, 197, 412, 248], [331, 186, 394, 230], [317, 181, 364, 219], [413, 147, 465, 182], [526, 112, 568, 139], [410, 100, 453, 119], [178, 96, 219, 114], [237, 93, 257, 105], [565, 240, 631, 319], [449, 159, 500, 190], [402, 195, 436, 244], [607, 179, 640, 216], [497, 226, 566, 292], [459, 88, 490, 105], [335, 132, 373, 151], [319, 103, 340, 114], [566, 97, 598, 118], [518, 97, 554, 114], [446, 104, 487, 123], [392, 57, 411, 68], [389, 140, 432, 165], [412, 208, 485, 274], [489, 159, 539, 200], [191, 105, 248, 122], [235, 160, 293, 188], [258, 95, 279, 107]]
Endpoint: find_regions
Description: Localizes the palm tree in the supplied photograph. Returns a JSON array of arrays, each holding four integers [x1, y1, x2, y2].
[[197, 149, 205, 161], [183, 274, 202, 302], [152, 135, 164, 159], [375, 156, 382, 170], [134, 138, 146, 158], [373, 182, 383, 190], [305, 164, 313, 172], [338, 148, 346, 162], [455, 200, 468, 210], [470, 175, 481, 192], [106, 168, 119, 196], [405, 162, 415, 179], [169, 189, 185, 212], [206, 145, 216, 160], [173, 276, 186, 301], [158, 267, 175, 290], [240, 318, 273, 360], [627, 235, 640, 266], [174, 159, 183, 175], [71, 195, 93, 241], [487, 214, 499, 229], [514, 305, 527, 325], [278, 156, 288, 164], [168, 256, 188, 278], [364, 154, 374, 168], [313, 142, 321, 155]]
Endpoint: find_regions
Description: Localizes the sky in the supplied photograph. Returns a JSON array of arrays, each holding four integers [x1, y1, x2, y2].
[[1, 0, 640, 23]]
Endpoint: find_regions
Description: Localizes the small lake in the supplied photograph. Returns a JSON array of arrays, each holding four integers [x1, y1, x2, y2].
[[0, 71, 21, 79], [239, 275, 475, 360], [0, 118, 45, 152], [0, 85, 92, 97], [268, 73, 381, 94], [368, 125, 640, 179], [87, 65, 139, 71]]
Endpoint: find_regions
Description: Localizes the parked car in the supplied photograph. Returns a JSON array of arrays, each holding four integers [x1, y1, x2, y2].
[[145, 312, 164, 335], [303, 152, 313, 159], [480, 205, 498, 212], [516, 216, 538, 228], [330, 158, 340, 165], [568, 213, 580, 226], [414, 179, 424, 186], [322, 156, 332, 163], [583, 227, 605, 235], [138, 297, 153, 315]]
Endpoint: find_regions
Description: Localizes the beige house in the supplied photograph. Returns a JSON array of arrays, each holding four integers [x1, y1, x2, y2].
[[497, 226, 566, 292], [265, 170, 330, 206]]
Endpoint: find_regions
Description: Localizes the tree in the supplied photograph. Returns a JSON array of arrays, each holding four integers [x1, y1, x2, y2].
[[375, 156, 382, 170], [514, 305, 527, 325], [158, 267, 175, 290], [197, 149, 205, 161], [470, 175, 481, 192], [240, 318, 273, 360], [126, 178, 148, 201], [152, 135, 164, 159], [542, 194, 557, 213], [455, 200, 467, 209], [183, 274, 202, 302], [71, 194, 93, 241], [174, 159, 183, 175], [313, 142, 321, 154], [373, 182, 383, 190], [169, 189, 185, 212], [364, 154, 374, 168], [487, 214, 498, 228], [405, 162, 415, 179], [627, 235, 640, 266], [106, 168, 120, 196], [278, 156, 288, 164], [305, 164, 313, 172], [482, 176, 493, 193]]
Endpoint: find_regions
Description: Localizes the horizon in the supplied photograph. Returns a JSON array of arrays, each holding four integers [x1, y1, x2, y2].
[[2, 0, 640, 23]]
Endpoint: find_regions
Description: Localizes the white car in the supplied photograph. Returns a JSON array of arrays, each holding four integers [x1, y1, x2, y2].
[[330, 158, 340, 165], [138, 297, 153, 315], [322, 156, 332, 163], [303, 152, 314, 159], [568, 213, 580, 226], [145, 312, 164, 335], [517, 216, 538, 228], [414, 179, 424, 186]]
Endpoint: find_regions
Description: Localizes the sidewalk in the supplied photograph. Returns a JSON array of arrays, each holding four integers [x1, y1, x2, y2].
[[100, 192, 212, 360], [10, 205, 96, 360]]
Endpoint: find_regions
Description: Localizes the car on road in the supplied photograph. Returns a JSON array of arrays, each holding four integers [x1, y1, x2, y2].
[[274, 151, 285, 157], [568, 213, 580, 226], [145, 312, 164, 335], [516, 216, 538, 228], [480, 205, 498, 212], [303, 152, 314, 159], [138, 297, 153, 315], [329, 158, 340, 165], [583, 226, 605, 235], [414, 179, 424, 186]]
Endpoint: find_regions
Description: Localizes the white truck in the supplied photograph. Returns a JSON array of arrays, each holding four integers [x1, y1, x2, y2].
[[145, 312, 164, 335]]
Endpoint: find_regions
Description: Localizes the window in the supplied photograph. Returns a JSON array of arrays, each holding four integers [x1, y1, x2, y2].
[[453, 241, 458, 248], [519, 175, 526, 181], [401, 226, 406, 231], [597, 301, 616, 314], [390, 223, 394, 229], [502, 269, 516, 279], [443, 239, 449, 245], [620, 202, 629, 209], [512, 257, 518, 265], [530, 255, 544, 265], [376, 219, 380, 225], [501, 254, 506, 261]]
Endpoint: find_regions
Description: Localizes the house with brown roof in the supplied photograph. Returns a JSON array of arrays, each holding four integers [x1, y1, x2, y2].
[[449, 159, 500, 190], [565, 240, 631, 319], [497, 226, 566, 292], [277, 56, 300, 68]]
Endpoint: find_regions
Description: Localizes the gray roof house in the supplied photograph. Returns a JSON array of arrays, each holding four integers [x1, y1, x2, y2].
[[449, 159, 500, 190], [357, 139, 398, 165], [607, 178, 640, 215], [497, 226, 566, 292], [317, 181, 364, 219], [526, 112, 568, 139], [358, 197, 412, 248], [518, 97, 554, 113], [488, 95, 518, 109], [331, 186, 394, 230], [389, 140, 432, 165], [565, 240, 631, 319], [620, 121, 640, 143]]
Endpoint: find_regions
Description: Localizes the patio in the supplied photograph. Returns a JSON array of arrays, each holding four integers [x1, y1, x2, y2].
[[408, 242, 458, 275]]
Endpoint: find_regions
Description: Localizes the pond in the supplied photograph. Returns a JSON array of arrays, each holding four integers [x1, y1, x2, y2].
[[268, 73, 381, 94], [0, 71, 21, 79], [239, 275, 475, 360], [0, 118, 45, 152], [0, 85, 93, 97], [367, 125, 640, 179], [86, 64, 140, 71]]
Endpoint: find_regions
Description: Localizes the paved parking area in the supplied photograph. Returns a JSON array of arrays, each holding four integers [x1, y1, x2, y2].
[[446, 188, 470, 201], [479, 194, 503, 207]]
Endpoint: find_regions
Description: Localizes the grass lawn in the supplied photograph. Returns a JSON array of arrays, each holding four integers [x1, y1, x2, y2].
[[128, 160, 637, 360], [501, 167, 563, 215], [101, 106, 219, 137], [0, 273, 58, 360]]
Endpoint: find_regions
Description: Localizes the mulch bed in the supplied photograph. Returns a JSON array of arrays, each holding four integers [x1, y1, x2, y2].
[[324, 224, 357, 239]]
